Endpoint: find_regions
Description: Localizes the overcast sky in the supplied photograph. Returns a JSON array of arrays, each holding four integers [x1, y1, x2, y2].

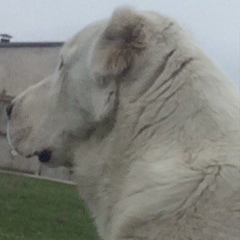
[[0, 0, 239, 86]]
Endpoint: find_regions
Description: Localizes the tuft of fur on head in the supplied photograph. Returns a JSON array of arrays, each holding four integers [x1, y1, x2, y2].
[[91, 7, 146, 77]]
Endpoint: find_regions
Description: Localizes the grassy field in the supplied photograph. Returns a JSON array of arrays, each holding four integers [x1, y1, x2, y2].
[[0, 172, 99, 240]]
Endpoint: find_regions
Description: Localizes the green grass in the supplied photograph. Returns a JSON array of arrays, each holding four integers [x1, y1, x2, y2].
[[0, 172, 99, 240]]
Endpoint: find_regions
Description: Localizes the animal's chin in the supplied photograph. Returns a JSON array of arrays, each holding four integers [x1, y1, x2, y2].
[[35, 148, 73, 168], [35, 149, 52, 163], [10, 146, 66, 167], [7, 126, 73, 167], [7, 129, 52, 163]]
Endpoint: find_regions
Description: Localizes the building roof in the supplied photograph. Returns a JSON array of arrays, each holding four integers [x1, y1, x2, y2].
[[0, 42, 64, 48], [0, 34, 13, 38]]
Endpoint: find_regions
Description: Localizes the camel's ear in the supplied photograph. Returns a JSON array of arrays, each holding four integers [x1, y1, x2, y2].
[[91, 7, 146, 77]]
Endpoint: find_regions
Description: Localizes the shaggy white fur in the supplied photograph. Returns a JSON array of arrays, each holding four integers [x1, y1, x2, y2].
[[8, 7, 239, 240]]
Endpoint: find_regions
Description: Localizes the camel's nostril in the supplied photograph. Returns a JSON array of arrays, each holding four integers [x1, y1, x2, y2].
[[6, 103, 14, 119]]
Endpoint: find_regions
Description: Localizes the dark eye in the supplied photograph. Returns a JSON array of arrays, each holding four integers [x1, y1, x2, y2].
[[59, 57, 64, 70]]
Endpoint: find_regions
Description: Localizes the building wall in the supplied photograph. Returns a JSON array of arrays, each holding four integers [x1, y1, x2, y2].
[[0, 43, 72, 181], [0, 45, 60, 96]]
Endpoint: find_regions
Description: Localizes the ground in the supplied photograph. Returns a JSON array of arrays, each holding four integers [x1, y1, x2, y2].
[[0, 172, 99, 240]]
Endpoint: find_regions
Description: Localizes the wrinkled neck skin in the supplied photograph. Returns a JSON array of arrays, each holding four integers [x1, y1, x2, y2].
[[73, 45, 239, 239]]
